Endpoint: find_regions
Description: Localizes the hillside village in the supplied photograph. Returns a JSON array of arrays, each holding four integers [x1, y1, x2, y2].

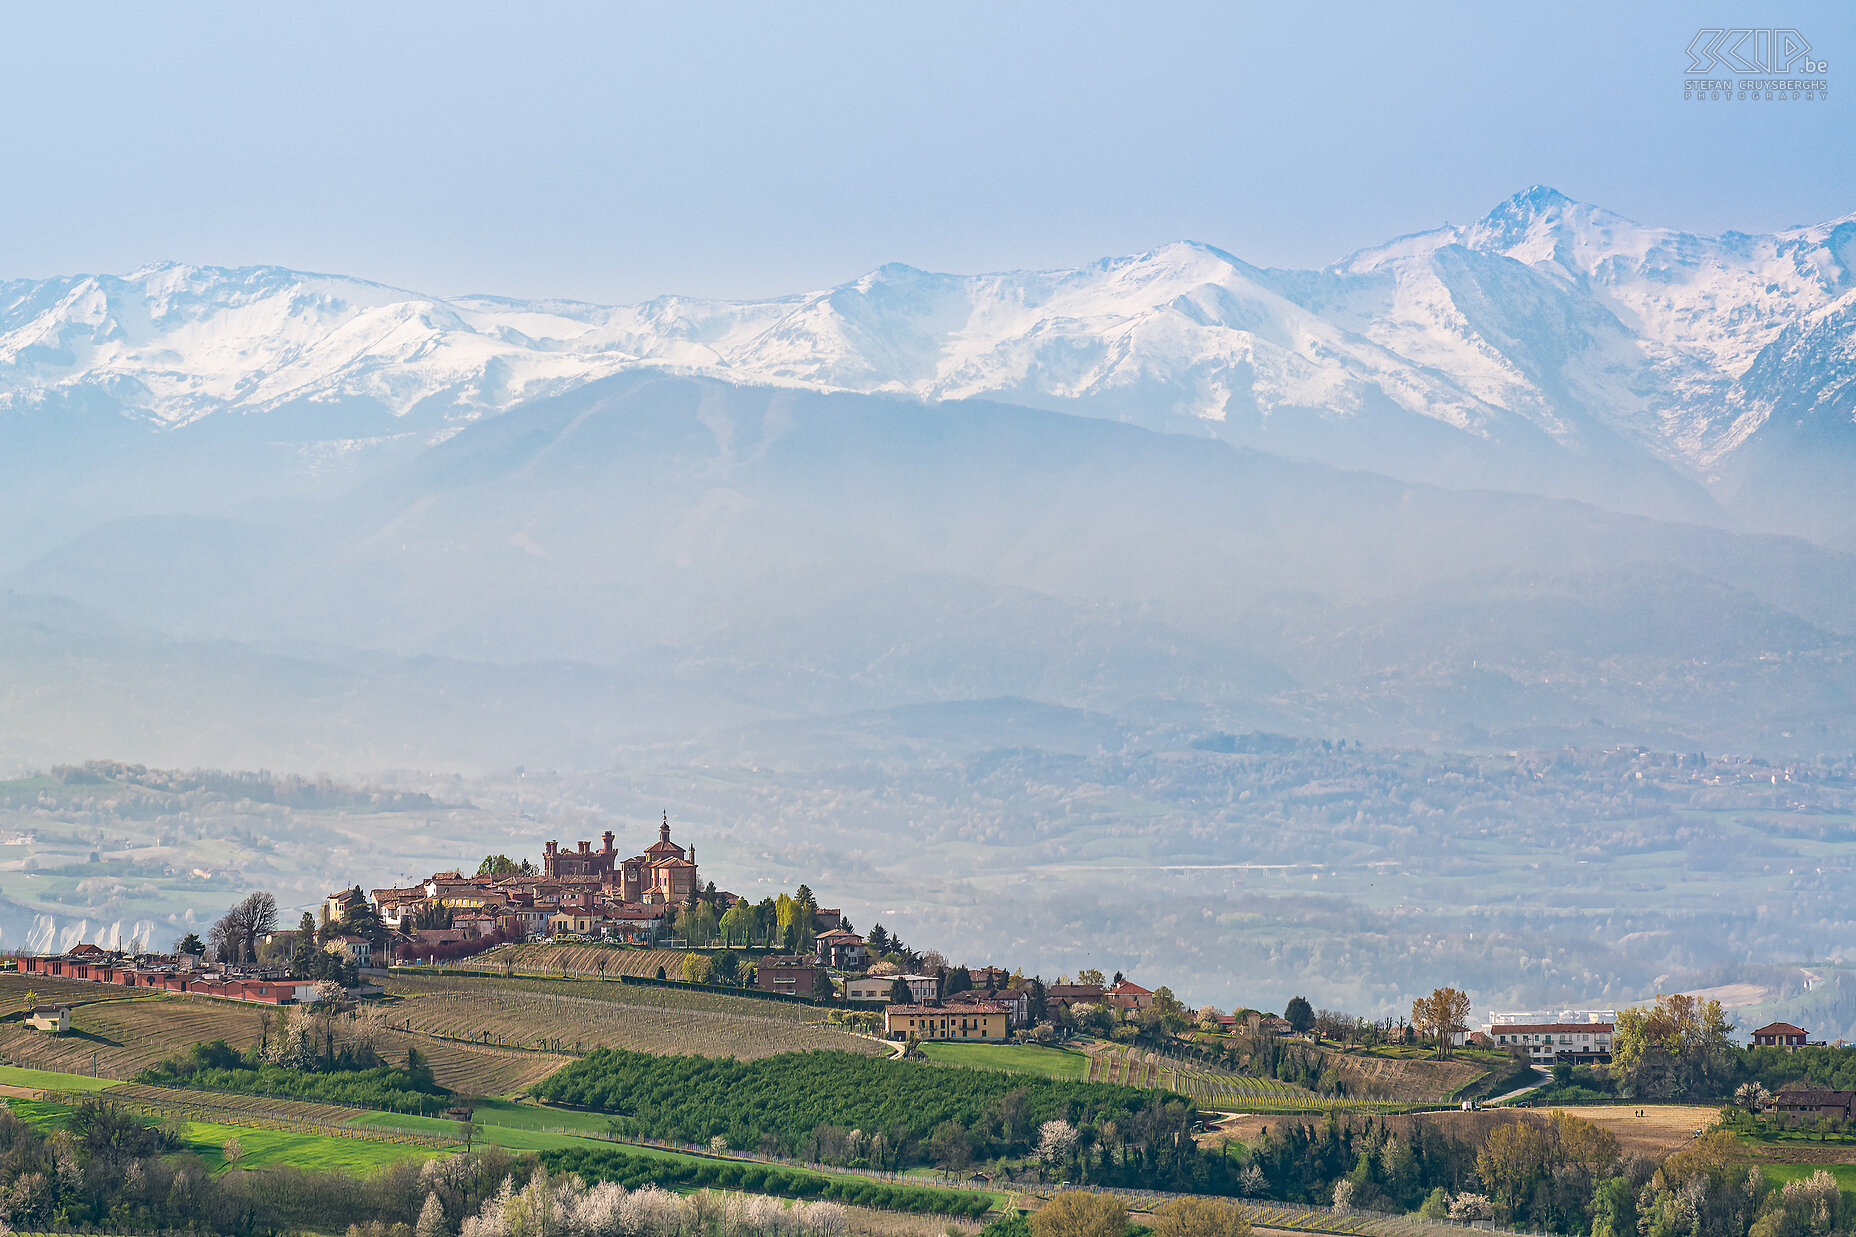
[[16, 814, 1856, 1237], [17, 815, 1833, 1073]]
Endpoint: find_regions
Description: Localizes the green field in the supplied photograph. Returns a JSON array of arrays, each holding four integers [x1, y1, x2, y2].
[[0, 1063, 120, 1092], [457, 1097, 621, 1135], [353, 1110, 616, 1153], [180, 1119, 441, 1173], [916, 1041, 1091, 1080], [1760, 1163, 1856, 1190], [0, 1096, 437, 1175]]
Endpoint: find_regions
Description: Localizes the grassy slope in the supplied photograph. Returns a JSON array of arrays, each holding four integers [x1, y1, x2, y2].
[[917, 1042, 1090, 1080], [1, 1097, 438, 1176], [1760, 1163, 1856, 1190], [181, 1119, 442, 1173], [0, 1063, 120, 1092]]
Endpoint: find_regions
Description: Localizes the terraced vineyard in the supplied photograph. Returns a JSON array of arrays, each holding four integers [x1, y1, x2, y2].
[[1083, 1044, 1409, 1113], [374, 1025, 573, 1095], [436, 944, 695, 980], [0, 993, 267, 1077], [386, 972, 830, 1023], [0, 974, 152, 1015], [383, 983, 883, 1062], [1325, 1052, 1484, 1103]]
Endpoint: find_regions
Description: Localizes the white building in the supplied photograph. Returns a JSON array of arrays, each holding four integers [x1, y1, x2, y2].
[[844, 974, 939, 1003], [1490, 1021, 1615, 1063]]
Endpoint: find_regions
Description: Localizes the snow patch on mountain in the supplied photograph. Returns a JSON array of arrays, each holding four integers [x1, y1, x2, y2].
[[2, 188, 1852, 488]]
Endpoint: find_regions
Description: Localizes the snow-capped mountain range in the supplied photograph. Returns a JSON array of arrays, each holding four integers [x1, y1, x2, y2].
[[4, 186, 1854, 533]]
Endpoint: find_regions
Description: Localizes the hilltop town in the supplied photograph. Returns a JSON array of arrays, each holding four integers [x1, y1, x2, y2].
[[12, 812, 1856, 1237]]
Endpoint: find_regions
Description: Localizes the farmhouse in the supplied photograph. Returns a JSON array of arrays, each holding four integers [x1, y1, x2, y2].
[[1491, 1021, 1615, 1063], [1776, 1089, 1856, 1121], [26, 1005, 70, 1032], [840, 974, 938, 1002], [1752, 1022, 1815, 1050], [885, 1002, 1009, 1041]]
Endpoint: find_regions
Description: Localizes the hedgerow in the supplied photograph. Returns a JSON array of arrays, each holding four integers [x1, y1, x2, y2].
[[541, 1146, 993, 1216]]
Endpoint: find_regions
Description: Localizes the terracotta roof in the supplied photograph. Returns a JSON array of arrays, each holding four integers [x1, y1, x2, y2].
[[1108, 980, 1152, 995], [1777, 1089, 1855, 1106], [887, 1003, 1007, 1016], [1754, 1022, 1809, 1036], [946, 988, 1022, 1004], [1497, 1023, 1615, 1034]]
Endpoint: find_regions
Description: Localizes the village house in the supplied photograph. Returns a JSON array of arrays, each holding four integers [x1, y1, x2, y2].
[[1046, 982, 1105, 1012], [1752, 1022, 1816, 1050], [814, 928, 868, 969], [322, 887, 366, 927], [842, 973, 939, 1003], [1106, 980, 1154, 1011], [757, 955, 825, 997], [884, 1002, 1009, 1041], [945, 986, 1030, 1026], [604, 906, 667, 943], [1776, 1089, 1856, 1122], [548, 911, 596, 937], [326, 936, 373, 967]]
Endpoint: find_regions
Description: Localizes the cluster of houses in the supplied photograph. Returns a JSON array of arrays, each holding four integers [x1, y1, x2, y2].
[[370, 818, 741, 962], [14, 943, 322, 1006]]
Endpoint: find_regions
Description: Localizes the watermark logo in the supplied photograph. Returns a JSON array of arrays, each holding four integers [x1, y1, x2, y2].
[[1683, 28, 1829, 101]]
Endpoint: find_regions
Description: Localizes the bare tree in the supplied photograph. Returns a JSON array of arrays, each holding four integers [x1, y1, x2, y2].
[[208, 891, 280, 966]]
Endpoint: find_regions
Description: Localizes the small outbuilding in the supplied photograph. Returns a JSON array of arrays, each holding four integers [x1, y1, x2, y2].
[[26, 1005, 71, 1033]]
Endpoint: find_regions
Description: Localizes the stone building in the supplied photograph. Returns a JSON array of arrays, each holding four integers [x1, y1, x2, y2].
[[542, 814, 700, 904]]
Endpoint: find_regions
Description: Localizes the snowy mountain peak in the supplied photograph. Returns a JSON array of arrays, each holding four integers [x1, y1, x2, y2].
[[2, 189, 1852, 527]]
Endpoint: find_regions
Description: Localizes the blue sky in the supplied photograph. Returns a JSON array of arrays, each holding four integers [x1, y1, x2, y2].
[[0, 1, 1848, 302]]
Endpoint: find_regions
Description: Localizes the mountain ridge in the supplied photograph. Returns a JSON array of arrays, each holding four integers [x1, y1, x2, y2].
[[3, 187, 1854, 538]]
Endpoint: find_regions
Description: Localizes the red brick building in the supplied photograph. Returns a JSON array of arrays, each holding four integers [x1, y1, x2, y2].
[[756, 955, 824, 997]]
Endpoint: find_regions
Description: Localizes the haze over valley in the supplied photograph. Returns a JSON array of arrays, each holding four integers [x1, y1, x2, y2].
[[6, 188, 1856, 1022]]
